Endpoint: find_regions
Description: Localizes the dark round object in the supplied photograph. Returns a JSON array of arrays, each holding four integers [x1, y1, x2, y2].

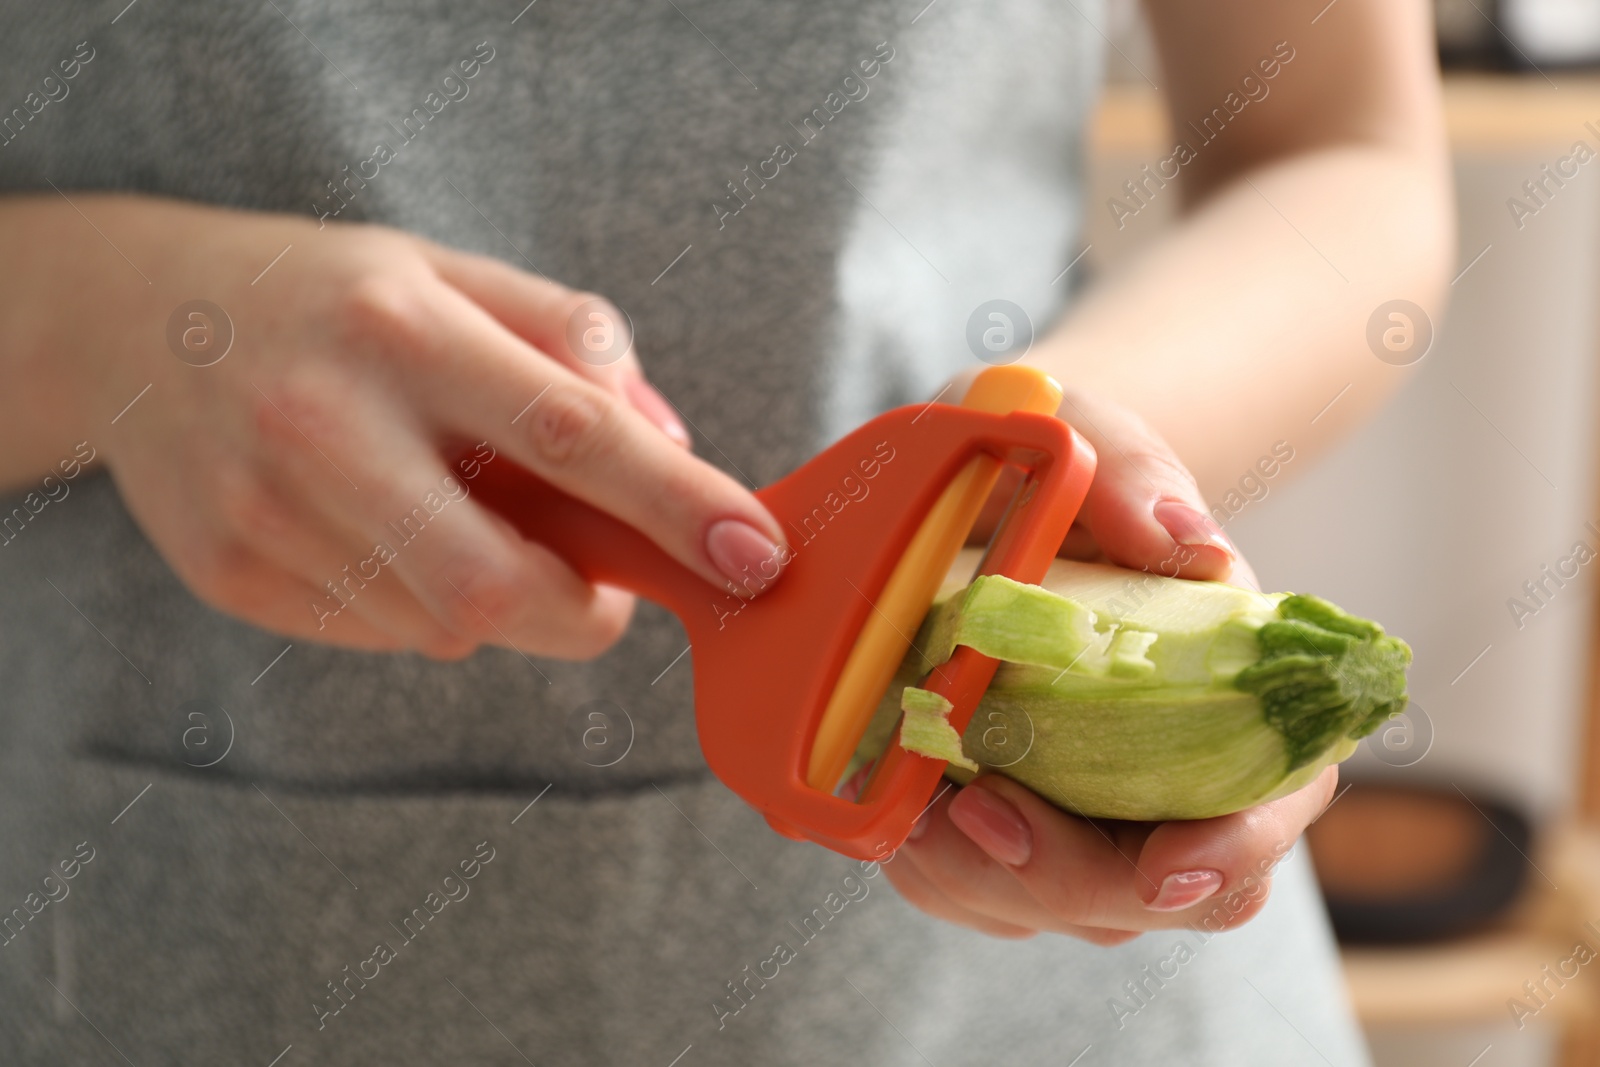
[[1306, 779, 1533, 945]]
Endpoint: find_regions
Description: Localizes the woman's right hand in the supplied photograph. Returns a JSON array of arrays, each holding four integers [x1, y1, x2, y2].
[[24, 195, 786, 659]]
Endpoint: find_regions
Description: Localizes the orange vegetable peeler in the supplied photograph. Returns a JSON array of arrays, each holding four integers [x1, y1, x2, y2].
[[467, 365, 1096, 861]]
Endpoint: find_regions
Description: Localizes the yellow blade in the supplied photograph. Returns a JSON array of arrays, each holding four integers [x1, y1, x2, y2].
[[805, 365, 1064, 791]]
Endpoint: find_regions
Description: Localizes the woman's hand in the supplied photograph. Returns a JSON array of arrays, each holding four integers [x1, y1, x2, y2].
[[21, 195, 786, 659], [885, 382, 1336, 942]]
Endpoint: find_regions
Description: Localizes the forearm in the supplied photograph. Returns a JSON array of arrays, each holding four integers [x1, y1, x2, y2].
[[0, 195, 135, 490], [1031, 142, 1453, 500]]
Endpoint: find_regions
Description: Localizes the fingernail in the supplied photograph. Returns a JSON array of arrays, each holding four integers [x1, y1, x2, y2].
[[624, 375, 691, 448], [1153, 499, 1234, 557], [1144, 869, 1224, 912], [705, 519, 786, 596], [908, 811, 930, 841], [948, 788, 1032, 867]]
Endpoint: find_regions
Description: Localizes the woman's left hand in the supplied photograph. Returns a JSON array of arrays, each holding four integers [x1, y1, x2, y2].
[[883, 383, 1339, 943]]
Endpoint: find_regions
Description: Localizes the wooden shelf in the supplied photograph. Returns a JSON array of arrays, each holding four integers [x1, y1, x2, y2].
[[1343, 931, 1597, 1026], [1091, 74, 1600, 157], [1340, 823, 1600, 1051]]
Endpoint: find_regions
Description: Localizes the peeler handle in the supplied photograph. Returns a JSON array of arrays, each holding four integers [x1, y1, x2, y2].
[[462, 454, 730, 631]]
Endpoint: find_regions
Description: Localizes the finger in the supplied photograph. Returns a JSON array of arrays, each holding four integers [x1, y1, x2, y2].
[[420, 243, 690, 448], [374, 280, 788, 597], [1227, 551, 1263, 592], [104, 455, 416, 654], [907, 784, 1149, 940], [252, 379, 639, 657], [271, 572, 448, 654], [344, 459, 637, 660], [902, 833, 1133, 943], [420, 243, 640, 383], [1058, 523, 1103, 561], [1056, 388, 1236, 581], [904, 788, 1070, 932], [176, 538, 412, 653], [1077, 925, 1142, 948], [969, 467, 1099, 559], [327, 450, 639, 659], [212, 467, 479, 657], [946, 775, 1203, 931], [882, 853, 1039, 940], [1131, 765, 1339, 930]]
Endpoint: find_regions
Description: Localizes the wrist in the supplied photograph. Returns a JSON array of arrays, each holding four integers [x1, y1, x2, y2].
[[0, 195, 141, 484]]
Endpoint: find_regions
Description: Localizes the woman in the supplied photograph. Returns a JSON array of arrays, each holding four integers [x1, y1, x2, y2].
[[0, 0, 1449, 1063]]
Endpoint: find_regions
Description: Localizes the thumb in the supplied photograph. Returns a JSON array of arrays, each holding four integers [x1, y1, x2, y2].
[[1057, 388, 1236, 582]]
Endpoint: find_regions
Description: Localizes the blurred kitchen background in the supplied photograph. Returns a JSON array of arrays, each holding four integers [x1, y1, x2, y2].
[[1092, 2, 1600, 1065]]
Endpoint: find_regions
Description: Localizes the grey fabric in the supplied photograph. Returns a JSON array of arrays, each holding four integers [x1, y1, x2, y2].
[[0, 2, 1370, 1064]]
